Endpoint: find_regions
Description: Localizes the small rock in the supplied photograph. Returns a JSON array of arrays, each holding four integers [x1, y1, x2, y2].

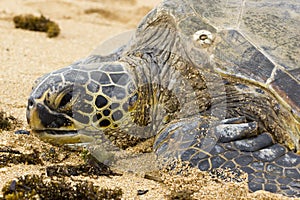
[[14, 130, 30, 135], [137, 189, 149, 195]]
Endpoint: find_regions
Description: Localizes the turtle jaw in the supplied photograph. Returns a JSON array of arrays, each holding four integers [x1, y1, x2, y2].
[[27, 101, 92, 145], [27, 102, 75, 130], [31, 130, 94, 145], [26, 103, 76, 131]]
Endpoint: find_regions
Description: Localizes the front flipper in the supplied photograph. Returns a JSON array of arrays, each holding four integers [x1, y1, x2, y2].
[[154, 117, 300, 197]]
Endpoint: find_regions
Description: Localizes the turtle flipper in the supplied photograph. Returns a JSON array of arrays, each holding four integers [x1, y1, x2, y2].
[[225, 134, 300, 197], [154, 117, 300, 197]]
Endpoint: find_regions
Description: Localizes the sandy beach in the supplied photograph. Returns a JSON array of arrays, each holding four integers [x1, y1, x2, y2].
[[0, 0, 296, 199]]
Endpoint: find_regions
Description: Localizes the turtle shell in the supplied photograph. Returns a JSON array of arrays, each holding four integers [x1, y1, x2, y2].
[[133, 0, 300, 148], [155, 0, 300, 118], [190, 0, 300, 118]]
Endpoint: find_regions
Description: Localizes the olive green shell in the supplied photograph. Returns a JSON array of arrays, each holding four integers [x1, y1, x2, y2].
[[152, 0, 300, 120]]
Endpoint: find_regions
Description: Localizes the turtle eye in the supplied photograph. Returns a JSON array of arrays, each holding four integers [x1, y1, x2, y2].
[[59, 91, 73, 108]]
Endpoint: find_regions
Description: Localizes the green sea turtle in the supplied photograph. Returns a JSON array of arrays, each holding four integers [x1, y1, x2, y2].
[[26, 0, 300, 197]]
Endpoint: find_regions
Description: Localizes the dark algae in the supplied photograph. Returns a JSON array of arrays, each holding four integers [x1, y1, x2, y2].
[[13, 14, 60, 38], [2, 174, 123, 200], [0, 111, 18, 131], [46, 154, 118, 177], [0, 149, 42, 168], [0, 141, 123, 199], [1, 149, 123, 199]]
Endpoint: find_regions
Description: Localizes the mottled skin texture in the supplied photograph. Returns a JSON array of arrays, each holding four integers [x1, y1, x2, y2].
[[27, 0, 300, 197]]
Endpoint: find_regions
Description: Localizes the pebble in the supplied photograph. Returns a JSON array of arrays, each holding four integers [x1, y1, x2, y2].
[[137, 189, 149, 195], [14, 130, 30, 135]]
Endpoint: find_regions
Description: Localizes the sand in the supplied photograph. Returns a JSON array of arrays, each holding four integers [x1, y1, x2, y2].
[[0, 0, 297, 199]]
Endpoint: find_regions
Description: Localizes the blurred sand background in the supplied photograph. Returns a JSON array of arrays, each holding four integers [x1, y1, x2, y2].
[[0, 0, 297, 199]]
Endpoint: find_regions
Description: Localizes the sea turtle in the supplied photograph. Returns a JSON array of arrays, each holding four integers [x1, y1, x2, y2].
[[26, 0, 300, 197]]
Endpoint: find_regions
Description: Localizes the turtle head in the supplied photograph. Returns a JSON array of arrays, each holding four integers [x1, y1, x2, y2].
[[27, 62, 139, 145]]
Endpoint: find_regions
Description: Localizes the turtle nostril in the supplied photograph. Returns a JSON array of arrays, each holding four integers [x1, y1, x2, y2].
[[26, 99, 34, 125], [28, 98, 35, 109]]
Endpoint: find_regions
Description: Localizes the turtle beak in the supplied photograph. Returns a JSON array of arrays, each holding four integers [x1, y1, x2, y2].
[[26, 97, 93, 145], [26, 97, 40, 128], [26, 97, 75, 131]]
